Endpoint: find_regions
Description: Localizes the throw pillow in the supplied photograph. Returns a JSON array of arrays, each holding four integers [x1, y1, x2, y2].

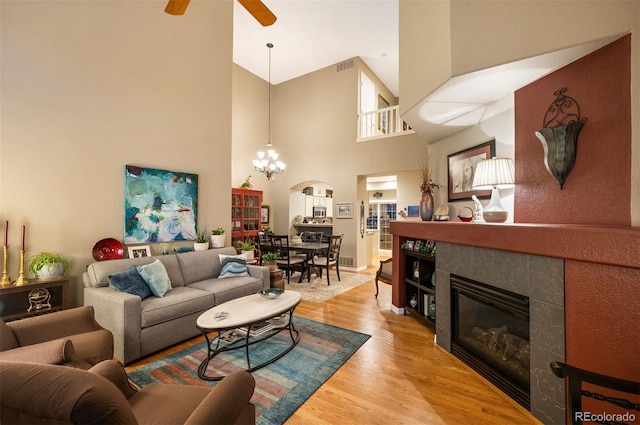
[[109, 267, 153, 299], [137, 259, 172, 297], [218, 254, 249, 279]]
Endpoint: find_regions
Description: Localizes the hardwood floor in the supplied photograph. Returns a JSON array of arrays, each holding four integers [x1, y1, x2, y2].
[[127, 265, 543, 425]]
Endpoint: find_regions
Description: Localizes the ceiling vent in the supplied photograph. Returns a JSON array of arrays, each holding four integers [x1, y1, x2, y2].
[[336, 59, 355, 72]]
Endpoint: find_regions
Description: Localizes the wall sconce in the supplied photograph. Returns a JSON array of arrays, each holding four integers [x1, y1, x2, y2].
[[534, 87, 587, 189]]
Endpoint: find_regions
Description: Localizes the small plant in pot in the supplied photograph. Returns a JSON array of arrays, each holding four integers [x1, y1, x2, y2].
[[28, 252, 70, 280], [210, 228, 225, 248], [194, 227, 210, 251], [236, 239, 255, 261], [262, 252, 278, 271]]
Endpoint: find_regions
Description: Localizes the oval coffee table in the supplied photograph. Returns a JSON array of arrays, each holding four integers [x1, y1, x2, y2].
[[196, 290, 301, 381]]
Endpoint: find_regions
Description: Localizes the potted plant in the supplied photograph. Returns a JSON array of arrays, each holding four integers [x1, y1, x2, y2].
[[262, 252, 278, 271], [237, 239, 255, 261], [28, 252, 70, 280], [194, 227, 210, 251], [210, 227, 225, 248]]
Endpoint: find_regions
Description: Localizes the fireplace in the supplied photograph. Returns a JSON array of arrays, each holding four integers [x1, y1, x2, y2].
[[451, 275, 530, 409]]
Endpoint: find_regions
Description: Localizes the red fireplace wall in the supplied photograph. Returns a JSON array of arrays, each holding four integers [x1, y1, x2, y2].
[[514, 34, 631, 226]]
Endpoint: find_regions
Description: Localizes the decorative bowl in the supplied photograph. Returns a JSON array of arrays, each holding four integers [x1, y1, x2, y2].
[[258, 288, 284, 299], [433, 215, 449, 221]]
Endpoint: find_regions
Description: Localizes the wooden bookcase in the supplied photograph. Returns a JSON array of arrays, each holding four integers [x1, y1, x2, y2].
[[401, 240, 436, 326], [231, 188, 263, 246]]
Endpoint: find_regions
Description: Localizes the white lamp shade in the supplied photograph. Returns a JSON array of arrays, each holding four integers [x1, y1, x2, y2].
[[472, 157, 515, 190]]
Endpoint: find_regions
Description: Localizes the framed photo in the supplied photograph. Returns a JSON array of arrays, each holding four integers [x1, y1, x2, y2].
[[407, 205, 419, 218], [378, 94, 390, 133], [405, 240, 415, 250], [336, 202, 353, 219], [261, 205, 270, 224], [447, 139, 495, 201], [128, 245, 151, 258], [413, 240, 423, 251]]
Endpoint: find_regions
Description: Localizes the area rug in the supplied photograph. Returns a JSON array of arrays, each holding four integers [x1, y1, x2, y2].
[[128, 316, 370, 425], [285, 271, 373, 303]]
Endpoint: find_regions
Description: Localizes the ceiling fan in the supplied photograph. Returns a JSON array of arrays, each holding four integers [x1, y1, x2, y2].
[[165, 0, 277, 26]]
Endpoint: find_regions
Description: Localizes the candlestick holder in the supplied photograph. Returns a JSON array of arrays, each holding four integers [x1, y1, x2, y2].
[[1, 245, 11, 287], [14, 249, 29, 286]]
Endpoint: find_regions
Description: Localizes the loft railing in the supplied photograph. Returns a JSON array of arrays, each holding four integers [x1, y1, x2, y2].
[[357, 105, 414, 141]]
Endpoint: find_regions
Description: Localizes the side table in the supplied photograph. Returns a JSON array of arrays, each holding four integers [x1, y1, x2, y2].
[[0, 278, 69, 321], [270, 269, 284, 290]]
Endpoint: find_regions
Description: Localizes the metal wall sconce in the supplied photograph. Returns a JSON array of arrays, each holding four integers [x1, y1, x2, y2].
[[534, 87, 587, 189]]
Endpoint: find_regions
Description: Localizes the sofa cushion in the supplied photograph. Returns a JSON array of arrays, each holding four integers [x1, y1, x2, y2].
[[109, 267, 153, 299], [176, 247, 236, 285], [140, 287, 214, 328], [219, 255, 249, 278], [188, 276, 264, 305], [137, 259, 172, 297]]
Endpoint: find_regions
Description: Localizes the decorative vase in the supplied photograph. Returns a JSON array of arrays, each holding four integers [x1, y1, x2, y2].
[[419, 192, 434, 221], [194, 242, 209, 251], [35, 263, 65, 281]]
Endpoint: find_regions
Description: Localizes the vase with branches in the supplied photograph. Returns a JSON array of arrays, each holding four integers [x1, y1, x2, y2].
[[419, 154, 439, 221]]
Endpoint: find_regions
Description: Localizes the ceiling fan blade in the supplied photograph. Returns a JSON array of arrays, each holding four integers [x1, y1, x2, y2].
[[165, 0, 190, 15], [237, 0, 277, 27]]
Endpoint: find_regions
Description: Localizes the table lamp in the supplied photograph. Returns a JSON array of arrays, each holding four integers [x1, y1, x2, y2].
[[472, 157, 515, 222]]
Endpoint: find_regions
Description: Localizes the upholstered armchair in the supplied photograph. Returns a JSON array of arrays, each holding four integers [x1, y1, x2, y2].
[[0, 360, 256, 425], [0, 306, 113, 369]]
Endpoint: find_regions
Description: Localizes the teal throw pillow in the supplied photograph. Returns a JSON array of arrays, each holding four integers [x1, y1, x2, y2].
[[109, 266, 153, 299], [219, 255, 249, 279], [137, 259, 172, 297]]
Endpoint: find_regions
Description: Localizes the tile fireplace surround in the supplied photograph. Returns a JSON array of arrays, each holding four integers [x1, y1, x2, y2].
[[390, 221, 640, 425]]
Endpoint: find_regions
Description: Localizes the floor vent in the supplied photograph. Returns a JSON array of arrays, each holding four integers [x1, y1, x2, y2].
[[336, 59, 354, 72], [339, 257, 354, 267]]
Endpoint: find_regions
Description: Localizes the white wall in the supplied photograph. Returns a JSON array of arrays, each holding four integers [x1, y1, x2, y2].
[[1, 1, 233, 305]]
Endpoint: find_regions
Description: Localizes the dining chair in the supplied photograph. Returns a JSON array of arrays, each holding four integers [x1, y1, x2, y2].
[[301, 232, 322, 243], [308, 234, 343, 285], [271, 235, 306, 284], [257, 231, 273, 265]]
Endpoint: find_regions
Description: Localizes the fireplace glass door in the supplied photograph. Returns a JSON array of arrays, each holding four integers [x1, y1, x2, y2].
[[451, 275, 530, 408]]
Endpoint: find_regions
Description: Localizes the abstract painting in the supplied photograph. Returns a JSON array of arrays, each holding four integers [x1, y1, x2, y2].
[[124, 165, 198, 243]]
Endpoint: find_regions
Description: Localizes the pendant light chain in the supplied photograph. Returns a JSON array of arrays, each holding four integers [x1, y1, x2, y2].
[[252, 42, 286, 181]]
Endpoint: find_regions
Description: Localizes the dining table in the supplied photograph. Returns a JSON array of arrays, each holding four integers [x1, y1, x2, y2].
[[259, 241, 329, 282]]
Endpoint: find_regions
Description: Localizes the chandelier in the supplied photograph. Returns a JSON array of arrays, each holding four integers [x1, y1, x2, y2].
[[253, 43, 286, 181]]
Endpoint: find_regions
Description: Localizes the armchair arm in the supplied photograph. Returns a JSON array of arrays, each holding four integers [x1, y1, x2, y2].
[[184, 371, 256, 425], [7, 305, 104, 346], [247, 264, 270, 290], [83, 287, 142, 364], [0, 338, 91, 369], [89, 359, 138, 399]]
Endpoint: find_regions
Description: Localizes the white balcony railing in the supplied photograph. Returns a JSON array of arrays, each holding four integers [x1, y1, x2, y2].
[[357, 105, 414, 140]]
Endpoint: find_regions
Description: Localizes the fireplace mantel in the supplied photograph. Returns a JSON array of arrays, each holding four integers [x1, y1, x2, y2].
[[390, 221, 640, 270]]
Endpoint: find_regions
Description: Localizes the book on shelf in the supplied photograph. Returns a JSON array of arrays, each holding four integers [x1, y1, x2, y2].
[[217, 330, 243, 345], [238, 321, 273, 336]]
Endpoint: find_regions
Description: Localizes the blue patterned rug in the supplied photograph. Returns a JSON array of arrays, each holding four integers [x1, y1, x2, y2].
[[128, 317, 370, 425]]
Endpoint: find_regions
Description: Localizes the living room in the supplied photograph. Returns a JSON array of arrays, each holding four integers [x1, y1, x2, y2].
[[1, 1, 639, 423]]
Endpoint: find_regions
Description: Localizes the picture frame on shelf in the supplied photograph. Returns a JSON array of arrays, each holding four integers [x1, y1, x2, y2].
[[335, 202, 353, 219], [447, 139, 495, 201], [413, 240, 423, 251], [405, 240, 414, 250], [128, 245, 151, 258]]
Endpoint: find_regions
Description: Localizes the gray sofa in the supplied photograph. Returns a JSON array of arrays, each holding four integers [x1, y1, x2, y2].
[[83, 247, 269, 364]]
